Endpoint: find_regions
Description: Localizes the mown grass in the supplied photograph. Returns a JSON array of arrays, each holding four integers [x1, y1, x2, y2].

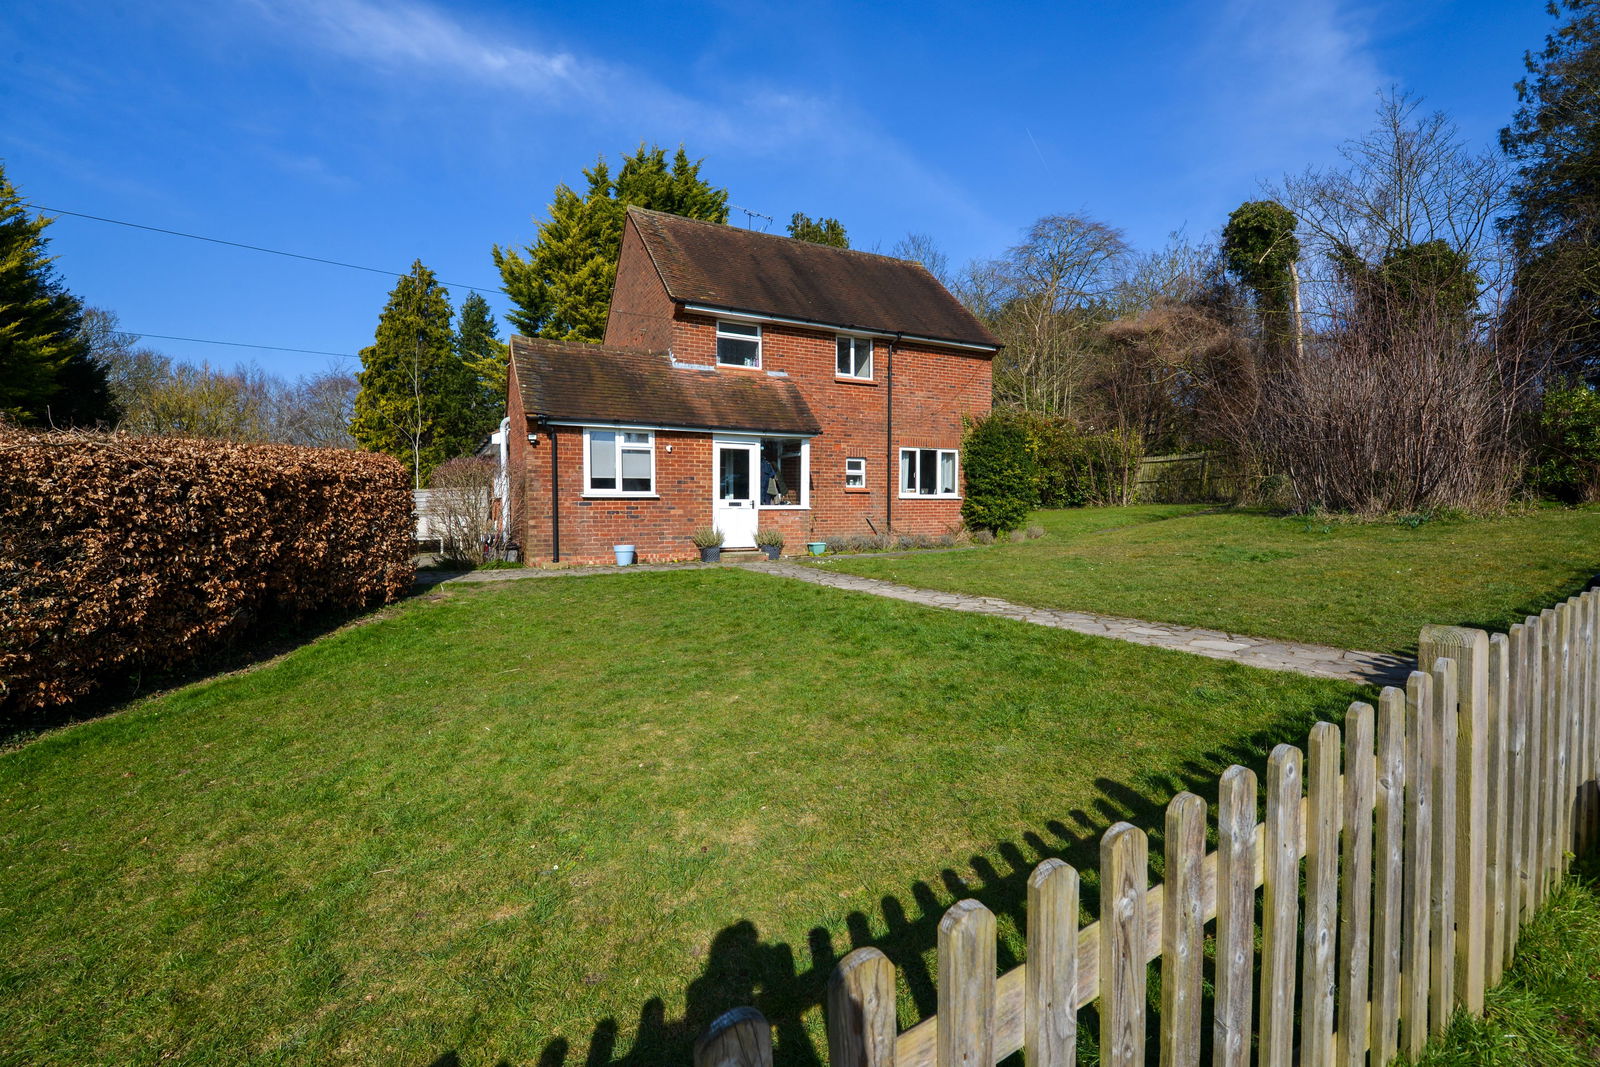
[[0, 568, 1363, 1066], [1415, 859, 1600, 1065], [819, 505, 1600, 654]]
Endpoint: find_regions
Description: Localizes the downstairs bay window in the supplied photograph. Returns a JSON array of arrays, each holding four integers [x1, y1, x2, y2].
[[899, 447, 959, 498], [585, 428, 655, 495]]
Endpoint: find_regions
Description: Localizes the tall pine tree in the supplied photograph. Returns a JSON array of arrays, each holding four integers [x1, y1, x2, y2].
[[351, 262, 478, 486], [455, 290, 508, 442], [1501, 0, 1600, 379], [0, 162, 116, 426], [493, 144, 728, 342], [787, 212, 850, 248]]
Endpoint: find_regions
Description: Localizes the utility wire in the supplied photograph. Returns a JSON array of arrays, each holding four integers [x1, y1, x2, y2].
[[129, 332, 359, 359], [26, 203, 504, 294]]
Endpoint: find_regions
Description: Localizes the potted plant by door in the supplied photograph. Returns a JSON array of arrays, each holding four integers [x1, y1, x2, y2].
[[692, 526, 724, 563], [755, 528, 784, 561]]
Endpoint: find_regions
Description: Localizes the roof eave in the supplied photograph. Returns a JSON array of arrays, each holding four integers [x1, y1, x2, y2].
[[677, 301, 1000, 353]]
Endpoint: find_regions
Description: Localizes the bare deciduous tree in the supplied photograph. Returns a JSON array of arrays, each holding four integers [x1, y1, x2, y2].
[[424, 456, 497, 565]]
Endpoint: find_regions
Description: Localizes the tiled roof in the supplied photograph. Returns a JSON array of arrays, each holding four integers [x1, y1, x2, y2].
[[626, 207, 1000, 350], [509, 335, 822, 436]]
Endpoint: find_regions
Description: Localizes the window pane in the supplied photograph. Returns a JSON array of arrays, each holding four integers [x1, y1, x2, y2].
[[837, 337, 851, 376], [718, 336, 759, 366], [719, 321, 759, 337], [621, 448, 651, 492], [901, 450, 915, 492], [857, 342, 872, 378], [845, 457, 865, 488], [589, 431, 616, 490], [919, 450, 937, 494], [622, 431, 650, 444], [940, 452, 957, 494]]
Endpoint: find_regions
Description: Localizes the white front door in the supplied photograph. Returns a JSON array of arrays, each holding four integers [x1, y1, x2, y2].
[[713, 439, 759, 549]]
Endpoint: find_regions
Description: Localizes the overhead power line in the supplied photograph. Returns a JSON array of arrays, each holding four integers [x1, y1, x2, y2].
[[130, 332, 359, 359], [26, 203, 503, 294]]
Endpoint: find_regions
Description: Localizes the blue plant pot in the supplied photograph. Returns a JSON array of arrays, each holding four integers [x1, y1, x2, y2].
[[806, 541, 828, 556], [613, 544, 635, 566]]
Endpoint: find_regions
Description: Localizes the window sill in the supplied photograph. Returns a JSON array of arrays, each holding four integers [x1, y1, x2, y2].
[[834, 375, 878, 386], [582, 494, 660, 500], [716, 362, 764, 371], [758, 504, 810, 511], [897, 493, 962, 501], [844, 487, 871, 494]]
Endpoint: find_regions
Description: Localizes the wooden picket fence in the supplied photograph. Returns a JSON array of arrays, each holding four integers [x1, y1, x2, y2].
[[693, 589, 1600, 1066]]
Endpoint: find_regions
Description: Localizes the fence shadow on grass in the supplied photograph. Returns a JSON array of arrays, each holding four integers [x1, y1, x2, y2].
[[511, 689, 1362, 1067]]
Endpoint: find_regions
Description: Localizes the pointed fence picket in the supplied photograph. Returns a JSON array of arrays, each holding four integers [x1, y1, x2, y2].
[[695, 590, 1600, 1067]]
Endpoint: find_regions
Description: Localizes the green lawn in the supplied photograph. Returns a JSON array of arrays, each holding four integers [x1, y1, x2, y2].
[[0, 568, 1363, 1066], [820, 505, 1600, 654]]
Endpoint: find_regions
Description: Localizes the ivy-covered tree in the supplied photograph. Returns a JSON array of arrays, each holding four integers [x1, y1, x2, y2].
[[493, 145, 728, 342], [455, 291, 508, 442], [351, 261, 478, 487], [787, 212, 849, 248], [1501, 0, 1600, 379], [1221, 200, 1301, 358], [0, 163, 116, 426]]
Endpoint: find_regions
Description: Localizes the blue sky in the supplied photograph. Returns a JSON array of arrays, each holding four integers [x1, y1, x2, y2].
[[1, 0, 1555, 380]]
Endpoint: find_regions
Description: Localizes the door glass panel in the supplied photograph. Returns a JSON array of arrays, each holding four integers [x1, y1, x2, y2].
[[719, 448, 751, 500]]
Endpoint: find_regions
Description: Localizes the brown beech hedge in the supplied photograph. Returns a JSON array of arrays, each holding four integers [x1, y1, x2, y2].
[[0, 429, 415, 713]]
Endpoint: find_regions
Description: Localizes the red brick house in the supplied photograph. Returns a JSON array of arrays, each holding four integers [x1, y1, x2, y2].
[[503, 207, 998, 563]]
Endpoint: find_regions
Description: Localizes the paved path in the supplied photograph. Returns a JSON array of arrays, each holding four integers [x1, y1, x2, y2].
[[763, 562, 1412, 687], [420, 558, 1412, 686]]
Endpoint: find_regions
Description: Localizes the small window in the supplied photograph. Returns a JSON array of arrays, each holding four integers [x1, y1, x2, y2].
[[587, 428, 655, 495], [899, 448, 959, 497], [759, 439, 805, 506], [717, 320, 761, 367], [845, 457, 867, 488], [836, 336, 873, 379]]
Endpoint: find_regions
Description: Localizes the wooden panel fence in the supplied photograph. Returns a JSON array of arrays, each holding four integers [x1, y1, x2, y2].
[[692, 587, 1600, 1067]]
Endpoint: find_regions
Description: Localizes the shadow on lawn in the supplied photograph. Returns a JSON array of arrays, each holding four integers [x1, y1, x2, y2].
[[476, 687, 1369, 1067]]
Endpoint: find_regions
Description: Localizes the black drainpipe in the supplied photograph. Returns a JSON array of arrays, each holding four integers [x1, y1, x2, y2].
[[545, 417, 560, 563], [885, 333, 899, 533]]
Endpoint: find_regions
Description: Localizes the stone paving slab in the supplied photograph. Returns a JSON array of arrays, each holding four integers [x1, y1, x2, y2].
[[763, 562, 1412, 687]]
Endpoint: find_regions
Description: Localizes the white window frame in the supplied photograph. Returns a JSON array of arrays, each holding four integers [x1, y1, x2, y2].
[[898, 448, 960, 498], [844, 456, 867, 488], [835, 335, 873, 379], [583, 426, 657, 497], [716, 320, 762, 368], [756, 436, 811, 509]]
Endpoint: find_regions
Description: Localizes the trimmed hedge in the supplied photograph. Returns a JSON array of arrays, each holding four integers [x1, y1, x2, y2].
[[0, 429, 414, 713]]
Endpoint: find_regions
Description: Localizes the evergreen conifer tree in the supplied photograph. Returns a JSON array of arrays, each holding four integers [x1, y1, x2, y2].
[[493, 145, 728, 342], [787, 212, 850, 248], [0, 163, 115, 425], [455, 291, 508, 442], [351, 261, 478, 486]]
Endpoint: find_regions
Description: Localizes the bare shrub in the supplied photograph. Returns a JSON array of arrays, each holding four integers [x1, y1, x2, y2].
[[425, 456, 496, 566]]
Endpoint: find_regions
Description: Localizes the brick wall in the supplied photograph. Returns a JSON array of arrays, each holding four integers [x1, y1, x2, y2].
[[604, 222, 675, 353]]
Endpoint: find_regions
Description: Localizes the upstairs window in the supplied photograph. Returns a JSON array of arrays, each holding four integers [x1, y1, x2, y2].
[[899, 448, 959, 497], [586, 428, 655, 495], [836, 336, 873, 379], [716, 320, 761, 367]]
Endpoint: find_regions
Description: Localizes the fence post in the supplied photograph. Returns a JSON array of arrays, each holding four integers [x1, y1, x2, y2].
[[1259, 743, 1303, 1067], [1371, 688, 1406, 1065], [1527, 614, 1550, 908], [827, 948, 898, 1067], [1484, 632, 1511, 983], [1505, 622, 1530, 958], [937, 899, 995, 1067], [1338, 703, 1375, 1067], [1420, 625, 1490, 1016], [1025, 859, 1079, 1067], [1213, 766, 1257, 1067], [1161, 792, 1205, 1067], [1099, 823, 1148, 1067], [694, 1006, 773, 1067], [1401, 670, 1434, 1057], [1541, 607, 1561, 888], [1301, 721, 1341, 1066], [1428, 656, 1459, 1034], [1557, 603, 1575, 866]]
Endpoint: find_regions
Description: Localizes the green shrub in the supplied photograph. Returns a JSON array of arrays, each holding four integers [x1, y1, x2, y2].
[[1014, 410, 1144, 508], [961, 409, 1038, 533], [1530, 385, 1600, 504]]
